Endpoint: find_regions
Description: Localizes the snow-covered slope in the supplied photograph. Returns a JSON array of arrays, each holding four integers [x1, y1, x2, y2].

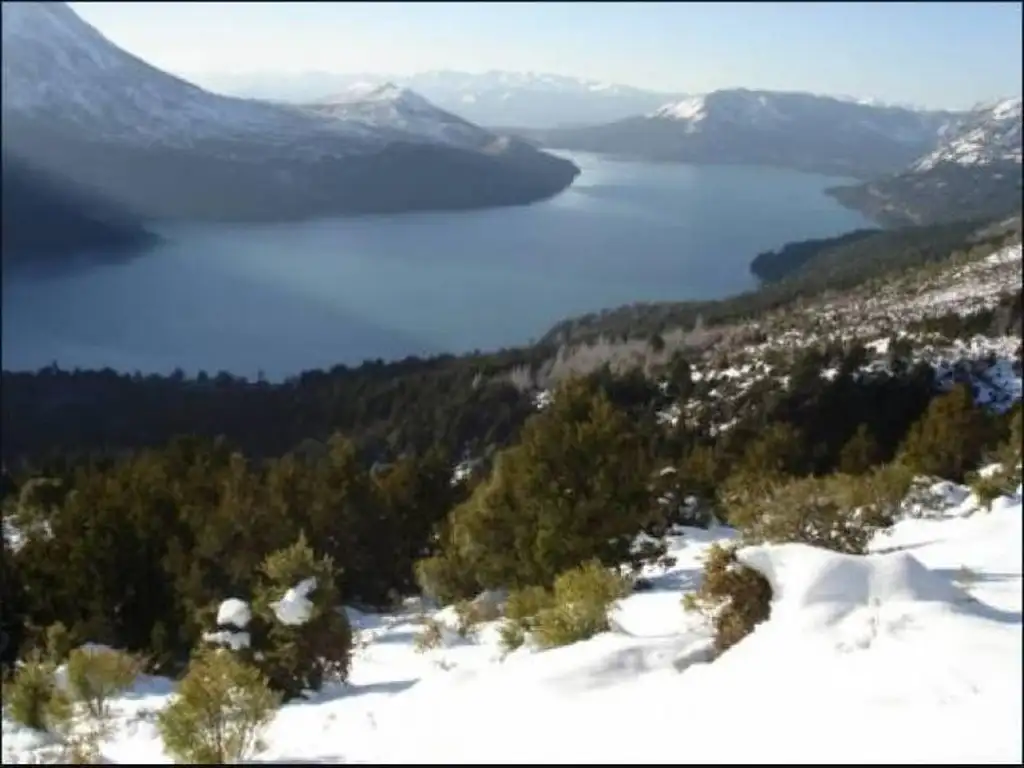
[[828, 97, 1023, 226], [0, 1, 378, 150], [912, 98, 1022, 172], [3, 479, 1021, 763], [303, 83, 496, 150], [0, 3, 579, 222]]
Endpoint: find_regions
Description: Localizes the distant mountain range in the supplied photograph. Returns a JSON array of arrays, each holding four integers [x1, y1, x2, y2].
[[826, 98, 1023, 226], [0, 2, 578, 232], [507, 89, 963, 180], [194, 70, 683, 129], [504, 89, 1022, 227]]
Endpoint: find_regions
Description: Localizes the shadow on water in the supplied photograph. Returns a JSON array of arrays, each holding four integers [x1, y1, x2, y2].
[[2, 236, 161, 282]]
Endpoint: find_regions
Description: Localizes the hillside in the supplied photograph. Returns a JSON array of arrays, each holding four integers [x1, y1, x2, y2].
[[508, 89, 960, 179], [4, 482, 1021, 764], [542, 216, 1018, 348], [1, 3, 578, 222], [2, 209, 1021, 765], [827, 98, 1023, 226]]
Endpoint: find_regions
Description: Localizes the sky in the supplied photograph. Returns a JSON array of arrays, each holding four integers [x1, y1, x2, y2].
[[69, 1, 1022, 109]]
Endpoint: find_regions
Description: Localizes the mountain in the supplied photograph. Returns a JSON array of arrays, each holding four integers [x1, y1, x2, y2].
[[0, 3, 578, 223], [827, 98, 1023, 227], [197, 70, 683, 129], [507, 89, 962, 180], [2, 154, 154, 264], [301, 83, 502, 150]]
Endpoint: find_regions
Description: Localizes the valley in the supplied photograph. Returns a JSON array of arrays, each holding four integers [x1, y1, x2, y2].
[[1, 3, 1021, 766]]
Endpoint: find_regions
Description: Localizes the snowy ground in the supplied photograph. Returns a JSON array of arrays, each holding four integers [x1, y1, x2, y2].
[[4, 477, 1021, 764]]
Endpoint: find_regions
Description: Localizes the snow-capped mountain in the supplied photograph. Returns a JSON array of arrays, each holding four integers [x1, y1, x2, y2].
[[828, 98, 1022, 227], [911, 98, 1022, 172], [196, 70, 683, 129], [302, 83, 497, 151], [0, 3, 578, 223], [509, 89, 962, 180]]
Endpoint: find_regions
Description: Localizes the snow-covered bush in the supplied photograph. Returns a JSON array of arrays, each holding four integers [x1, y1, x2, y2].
[[157, 648, 279, 765], [256, 534, 352, 699], [202, 534, 353, 701], [682, 543, 773, 654]]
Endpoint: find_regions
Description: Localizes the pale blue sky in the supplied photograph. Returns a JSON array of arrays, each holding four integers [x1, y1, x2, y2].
[[70, 1, 1022, 108]]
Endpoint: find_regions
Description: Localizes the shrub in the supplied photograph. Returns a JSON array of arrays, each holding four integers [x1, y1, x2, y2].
[[497, 621, 527, 655], [453, 596, 502, 638], [157, 648, 280, 765], [970, 471, 1014, 510], [44, 622, 74, 664], [531, 560, 631, 650], [837, 424, 882, 475], [65, 646, 143, 720], [724, 466, 904, 555], [683, 544, 773, 654], [1, 652, 71, 732], [249, 534, 353, 700], [413, 618, 445, 653], [425, 377, 657, 592], [414, 547, 480, 607], [897, 383, 994, 482]]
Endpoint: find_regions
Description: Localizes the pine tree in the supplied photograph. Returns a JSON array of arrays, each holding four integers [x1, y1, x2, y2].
[[250, 534, 352, 700], [838, 423, 881, 475], [898, 384, 993, 481]]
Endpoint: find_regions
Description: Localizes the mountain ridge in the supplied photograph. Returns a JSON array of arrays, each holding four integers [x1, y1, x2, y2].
[[826, 98, 1023, 226], [502, 88, 963, 180], [1, 2, 579, 223]]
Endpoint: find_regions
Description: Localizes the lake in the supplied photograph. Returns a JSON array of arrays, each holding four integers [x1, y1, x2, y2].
[[2, 151, 871, 381]]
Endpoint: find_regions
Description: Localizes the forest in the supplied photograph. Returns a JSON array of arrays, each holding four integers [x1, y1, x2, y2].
[[2, 214, 1021, 703]]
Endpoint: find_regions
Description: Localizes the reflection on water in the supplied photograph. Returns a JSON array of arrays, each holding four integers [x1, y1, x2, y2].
[[2, 152, 870, 381]]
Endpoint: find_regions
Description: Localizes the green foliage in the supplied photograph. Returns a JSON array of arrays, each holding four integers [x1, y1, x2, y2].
[[724, 465, 906, 555], [1, 652, 71, 732], [898, 384, 995, 481], [44, 622, 74, 664], [157, 649, 280, 765], [249, 534, 353, 700], [684, 544, 773, 654], [543, 219, 1005, 346], [970, 472, 1010, 510], [65, 646, 143, 720], [497, 620, 526, 655], [532, 561, 631, 650], [425, 377, 658, 592], [838, 424, 882, 475]]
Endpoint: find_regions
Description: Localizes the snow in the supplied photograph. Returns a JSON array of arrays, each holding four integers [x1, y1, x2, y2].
[[215, 598, 251, 630], [272, 578, 318, 626], [0, 2, 498, 155], [305, 83, 495, 150], [652, 95, 707, 122], [202, 629, 251, 651], [912, 97, 1022, 172], [4, 478, 1021, 764]]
